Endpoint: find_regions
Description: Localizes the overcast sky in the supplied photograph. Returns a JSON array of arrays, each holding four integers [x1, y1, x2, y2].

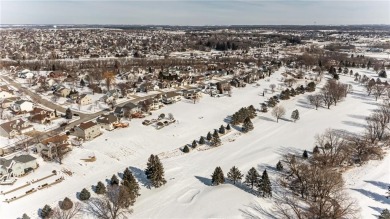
[[1, 0, 389, 25]]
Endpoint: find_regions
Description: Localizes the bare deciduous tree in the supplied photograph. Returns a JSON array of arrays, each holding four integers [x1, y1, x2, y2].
[[270, 84, 276, 93], [365, 79, 376, 96], [313, 129, 351, 167], [84, 185, 133, 219], [365, 113, 387, 143], [308, 94, 322, 110], [372, 84, 386, 101], [52, 202, 83, 219], [272, 105, 286, 123]]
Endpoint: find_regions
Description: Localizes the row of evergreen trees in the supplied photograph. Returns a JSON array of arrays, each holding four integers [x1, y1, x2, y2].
[[184, 124, 234, 153], [211, 166, 272, 197]]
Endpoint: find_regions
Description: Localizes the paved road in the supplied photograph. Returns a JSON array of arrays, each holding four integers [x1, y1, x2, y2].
[[1, 73, 233, 157], [1, 75, 169, 129]]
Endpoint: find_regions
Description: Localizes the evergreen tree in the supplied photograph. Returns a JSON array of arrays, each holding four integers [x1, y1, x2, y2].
[[261, 103, 268, 112], [306, 82, 316, 92], [22, 213, 30, 219], [210, 135, 221, 147], [258, 169, 272, 197], [211, 166, 225, 185], [333, 73, 339, 80], [219, 125, 225, 134], [379, 209, 390, 219], [199, 136, 205, 145], [242, 117, 254, 133], [95, 181, 106, 194], [54, 109, 57, 117], [65, 108, 72, 119], [276, 161, 283, 171], [40, 205, 53, 219], [303, 150, 309, 159], [80, 79, 85, 87], [226, 124, 231, 130], [213, 129, 219, 138], [291, 109, 300, 122], [60, 197, 73, 210], [248, 105, 257, 118], [379, 69, 387, 78], [110, 174, 119, 185], [122, 172, 140, 206], [206, 132, 212, 141], [192, 140, 197, 148], [145, 154, 167, 188], [79, 188, 90, 201], [313, 145, 320, 154], [227, 166, 243, 184], [245, 167, 260, 189], [123, 168, 132, 182], [183, 145, 190, 153]]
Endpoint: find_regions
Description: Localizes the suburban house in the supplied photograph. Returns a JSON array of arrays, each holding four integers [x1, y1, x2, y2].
[[162, 92, 181, 104], [54, 87, 71, 97], [18, 70, 34, 79], [73, 121, 101, 140], [36, 134, 70, 160], [216, 81, 230, 94], [139, 98, 163, 111], [114, 102, 139, 117], [0, 155, 38, 178], [0, 85, 15, 99], [29, 107, 56, 124], [100, 90, 119, 103], [77, 94, 92, 105], [0, 119, 34, 138], [96, 113, 119, 131], [183, 89, 201, 99], [10, 100, 34, 113], [243, 72, 261, 84], [230, 78, 246, 88], [1, 97, 20, 109]]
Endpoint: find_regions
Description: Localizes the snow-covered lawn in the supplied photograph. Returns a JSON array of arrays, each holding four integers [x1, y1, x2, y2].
[[1, 70, 389, 218]]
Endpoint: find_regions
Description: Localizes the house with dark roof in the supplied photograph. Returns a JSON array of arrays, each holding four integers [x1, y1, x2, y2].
[[29, 107, 56, 124], [162, 92, 181, 104], [96, 113, 119, 131], [0, 119, 34, 138], [73, 121, 101, 140], [114, 102, 139, 117], [36, 134, 70, 160], [0, 155, 38, 177]]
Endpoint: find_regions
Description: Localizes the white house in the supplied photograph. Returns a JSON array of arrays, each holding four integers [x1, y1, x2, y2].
[[10, 100, 34, 113], [0, 155, 38, 178]]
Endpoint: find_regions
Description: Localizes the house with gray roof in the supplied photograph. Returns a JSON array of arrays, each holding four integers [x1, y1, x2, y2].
[[0, 155, 38, 178], [96, 113, 119, 131]]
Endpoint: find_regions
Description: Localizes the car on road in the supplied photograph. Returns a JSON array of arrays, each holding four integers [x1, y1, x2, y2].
[[73, 113, 80, 117]]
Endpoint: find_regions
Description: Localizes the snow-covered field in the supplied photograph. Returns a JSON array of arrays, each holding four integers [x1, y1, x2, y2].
[[1, 68, 389, 218]]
